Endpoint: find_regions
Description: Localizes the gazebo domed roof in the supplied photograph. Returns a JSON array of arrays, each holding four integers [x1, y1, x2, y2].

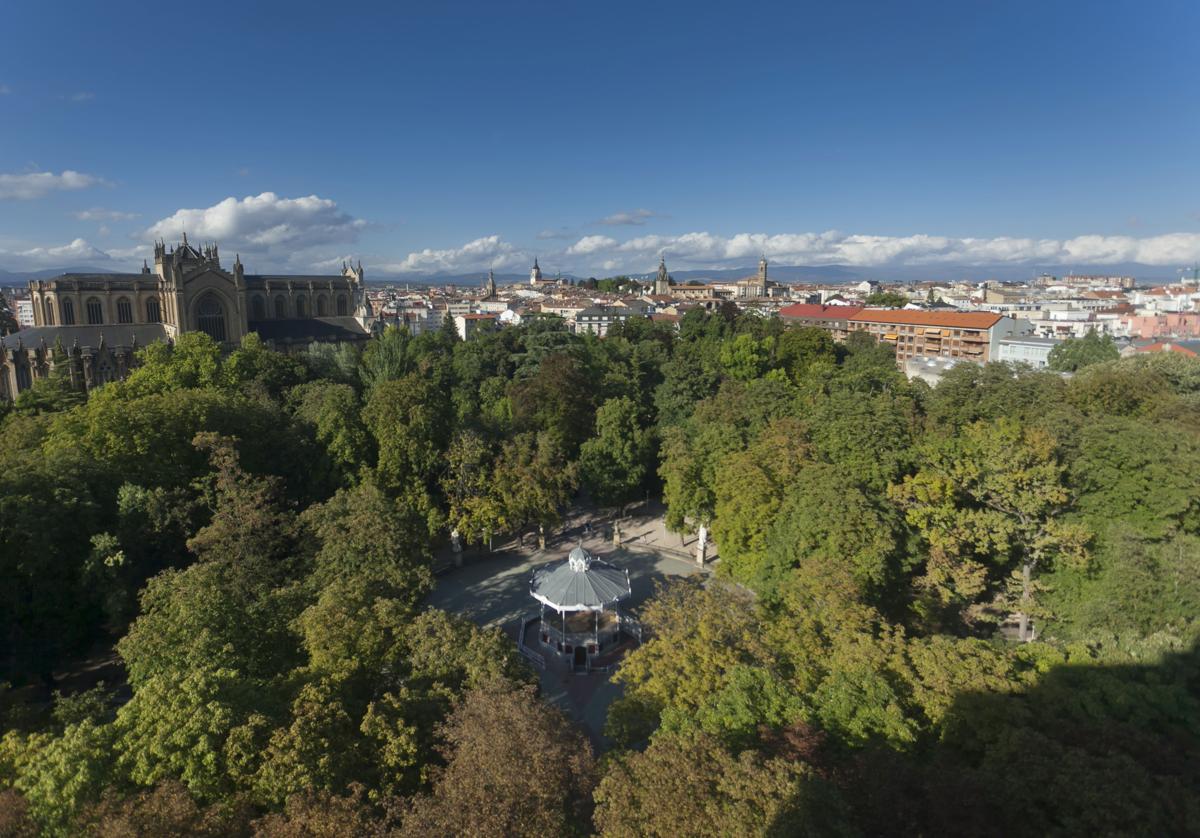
[[531, 547, 631, 613]]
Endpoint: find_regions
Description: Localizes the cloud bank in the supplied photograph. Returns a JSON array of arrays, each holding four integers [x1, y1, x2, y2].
[[553, 230, 1200, 273], [5, 222, 1200, 278], [0, 170, 107, 200], [378, 235, 525, 274], [371, 229, 1200, 276], [143, 192, 368, 252]]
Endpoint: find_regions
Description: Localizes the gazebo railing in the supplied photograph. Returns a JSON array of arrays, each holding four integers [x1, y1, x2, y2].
[[515, 613, 546, 670]]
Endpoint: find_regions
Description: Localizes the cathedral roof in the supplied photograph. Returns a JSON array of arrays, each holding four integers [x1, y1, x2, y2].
[[248, 316, 369, 342], [0, 324, 169, 352], [38, 273, 155, 289]]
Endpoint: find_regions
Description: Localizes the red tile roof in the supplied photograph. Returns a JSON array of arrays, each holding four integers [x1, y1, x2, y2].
[[779, 303, 864, 319], [1133, 341, 1200, 357], [849, 308, 1003, 329]]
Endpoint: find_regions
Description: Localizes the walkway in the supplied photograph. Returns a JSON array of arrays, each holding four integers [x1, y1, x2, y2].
[[425, 504, 710, 746]]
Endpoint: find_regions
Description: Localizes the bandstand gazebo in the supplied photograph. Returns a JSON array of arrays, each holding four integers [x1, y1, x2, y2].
[[530, 545, 632, 670]]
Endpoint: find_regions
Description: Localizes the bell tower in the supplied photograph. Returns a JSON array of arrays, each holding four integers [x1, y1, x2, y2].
[[654, 256, 671, 296]]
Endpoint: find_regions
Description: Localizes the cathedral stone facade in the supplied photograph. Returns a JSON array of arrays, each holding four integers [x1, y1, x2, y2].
[[0, 236, 374, 400]]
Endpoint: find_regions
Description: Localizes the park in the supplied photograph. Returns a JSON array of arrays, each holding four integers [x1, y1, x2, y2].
[[426, 503, 710, 745]]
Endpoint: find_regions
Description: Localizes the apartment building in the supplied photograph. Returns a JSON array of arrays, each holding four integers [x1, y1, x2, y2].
[[846, 309, 1024, 364], [778, 303, 864, 341], [573, 305, 633, 336], [996, 335, 1060, 368], [454, 312, 498, 341]]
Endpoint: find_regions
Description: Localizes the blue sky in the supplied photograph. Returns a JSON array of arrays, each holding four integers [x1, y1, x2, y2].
[[0, 0, 1197, 277]]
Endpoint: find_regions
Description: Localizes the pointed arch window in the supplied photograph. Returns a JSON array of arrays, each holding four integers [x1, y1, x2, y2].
[[197, 294, 227, 342], [317, 295, 329, 317], [61, 298, 75, 325], [295, 294, 308, 317], [146, 297, 161, 323], [116, 297, 133, 324], [336, 295, 348, 316], [275, 295, 287, 319], [251, 295, 266, 320], [86, 297, 103, 325], [43, 299, 55, 325]]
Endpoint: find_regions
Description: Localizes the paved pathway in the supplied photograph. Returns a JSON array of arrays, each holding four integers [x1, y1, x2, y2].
[[426, 505, 711, 746]]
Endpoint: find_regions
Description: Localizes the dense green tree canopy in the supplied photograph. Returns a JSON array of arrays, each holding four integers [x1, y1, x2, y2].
[[2, 311, 1199, 836], [1047, 328, 1120, 372]]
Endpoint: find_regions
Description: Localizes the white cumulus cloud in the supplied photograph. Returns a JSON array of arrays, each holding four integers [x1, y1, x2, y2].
[[566, 235, 618, 256], [379, 234, 527, 275], [143, 192, 368, 253], [0, 170, 107, 200]]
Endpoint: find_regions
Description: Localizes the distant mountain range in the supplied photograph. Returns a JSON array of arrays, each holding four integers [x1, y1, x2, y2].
[[376, 261, 1185, 287]]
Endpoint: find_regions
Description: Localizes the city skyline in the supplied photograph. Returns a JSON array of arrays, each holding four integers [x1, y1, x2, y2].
[[0, 0, 1197, 278]]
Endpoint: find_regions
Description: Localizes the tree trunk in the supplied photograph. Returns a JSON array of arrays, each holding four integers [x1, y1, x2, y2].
[[1017, 560, 1032, 642]]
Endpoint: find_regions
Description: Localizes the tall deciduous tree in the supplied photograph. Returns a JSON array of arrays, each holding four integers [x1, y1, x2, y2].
[[891, 419, 1090, 640], [710, 418, 810, 586], [510, 352, 594, 455], [490, 431, 577, 536], [362, 373, 449, 512], [579, 396, 654, 506], [401, 681, 596, 837], [594, 731, 843, 838], [1047, 328, 1119, 372], [441, 430, 505, 546], [776, 325, 837, 383]]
